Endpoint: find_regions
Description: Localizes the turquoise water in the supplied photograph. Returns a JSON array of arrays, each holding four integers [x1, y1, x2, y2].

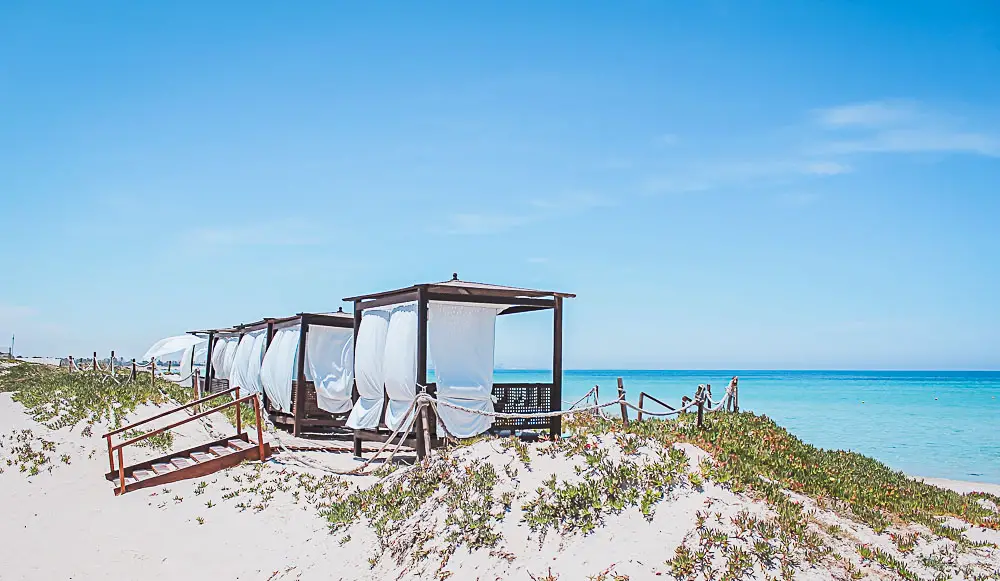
[[494, 370, 1000, 484]]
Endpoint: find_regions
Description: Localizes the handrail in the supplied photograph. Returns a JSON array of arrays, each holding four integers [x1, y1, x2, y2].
[[102, 386, 240, 438], [106, 387, 268, 495], [636, 391, 675, 422], [112, 393, 256, 451]]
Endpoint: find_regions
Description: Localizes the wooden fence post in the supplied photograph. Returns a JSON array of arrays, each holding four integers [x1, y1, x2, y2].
[[617, 377, 629, 428], [150, 359, 156, 387], [93, 351, 98, 371], [697, 397, 704, 429], [110, 350, 115, 375], [131, 359, 136, 381]]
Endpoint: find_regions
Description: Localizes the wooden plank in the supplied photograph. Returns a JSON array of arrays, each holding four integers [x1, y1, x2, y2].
[[208, 446, 232, 457], [425, 292, 555, 308], [415, 285, 429, 459], [190, 452, 214, 463], [551, 296, 563, 438], [293, 322, 309, 437]]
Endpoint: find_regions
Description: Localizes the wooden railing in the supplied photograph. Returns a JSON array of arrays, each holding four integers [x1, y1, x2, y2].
[[636, 391, 676, 422], [102, 386, 265, 494]]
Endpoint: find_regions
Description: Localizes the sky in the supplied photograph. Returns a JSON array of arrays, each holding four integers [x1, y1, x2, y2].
[[1, 1, 999, 370]]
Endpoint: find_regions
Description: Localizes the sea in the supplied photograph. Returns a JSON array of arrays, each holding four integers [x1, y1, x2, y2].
[[493, 369, 1000, 484]]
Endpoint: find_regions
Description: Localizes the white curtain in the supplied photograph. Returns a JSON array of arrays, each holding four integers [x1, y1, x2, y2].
[[211, 338, 228, 378], [230, 330, 265, 395], [245, 332, 268, 395], [428, 302, 504, 438], [220, 337, 240, 381], [305, 326, 355, 414], [144, 334, 204, 362], [383, 303, 418, 430], [260, 326, 300, 413], [346, 309, 390, 429]]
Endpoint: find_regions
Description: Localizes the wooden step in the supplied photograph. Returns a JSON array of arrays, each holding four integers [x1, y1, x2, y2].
[[151, 463, 176, 474], [190, 452, 214, 463], [132, 469, 156, 481], [208, 446, 232, 457], [170, 457, 196, 469], [227, 439, 253, 452]]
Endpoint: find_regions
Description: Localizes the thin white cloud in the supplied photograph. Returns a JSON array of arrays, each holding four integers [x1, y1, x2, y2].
[[815, 100, 918, 128], [644, 159, 851, 194], [814, 100, 1000, 158]]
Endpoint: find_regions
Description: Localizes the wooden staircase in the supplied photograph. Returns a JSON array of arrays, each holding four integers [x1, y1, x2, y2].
[[104, 433, 272, 495], [104, 387, 272, 495]]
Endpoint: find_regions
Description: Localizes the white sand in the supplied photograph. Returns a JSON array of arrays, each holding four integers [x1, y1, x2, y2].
[[2, 390, 999, 580]]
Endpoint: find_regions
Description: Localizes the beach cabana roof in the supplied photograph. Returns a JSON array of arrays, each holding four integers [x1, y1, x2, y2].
[[343, 274, 575, 312]]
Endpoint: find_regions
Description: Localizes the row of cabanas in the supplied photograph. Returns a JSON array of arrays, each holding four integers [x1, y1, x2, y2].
[[143, 276, 573, 454]]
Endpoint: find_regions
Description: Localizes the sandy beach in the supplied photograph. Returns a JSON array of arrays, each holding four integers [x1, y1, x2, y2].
[[3, 375, 999, 581]]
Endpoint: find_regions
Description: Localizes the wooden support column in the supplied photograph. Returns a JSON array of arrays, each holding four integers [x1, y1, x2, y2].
[[204, 331, 216, 394], [110, 351, 115, 375], [415, 286, 429, 459], [262, 322, 274, 410], [292, 319, 308, 437], [352, 304, 362, 404], [351, 303, 364, 458], [551, 296, 564, 439]]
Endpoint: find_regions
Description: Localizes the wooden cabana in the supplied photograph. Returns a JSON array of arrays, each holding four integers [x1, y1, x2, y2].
[[188, 324, 252, 395], [343, 274, 574, 457], [261, 310, 355, 437]]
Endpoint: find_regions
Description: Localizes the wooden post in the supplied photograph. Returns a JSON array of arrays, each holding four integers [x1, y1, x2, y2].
[[351, 304, 363, 458], [292, 319, 309, 437], [204, 331, 216, 395], [117, 448, 126, 495], [262, 323, 274, 411], [131, 359, 136, 381], [150, 358, 156, 387], [110, 351, 115, 375], [637, 392, 645, 422], [617, 377, 629, 428], [697, 397, 704, 429], [415, 286, 429, 459], [252, 395, 266, 462], [235, 386, 242, 435], [68, 355, 74, 373], [551, 295, 564, 439], [93, 351, 98, 371], [167, 361, 171, 374], [419, 387, 432, 461], [733, 377, 739, 413], [106, 434, 114, 474], [193, 369, 201, 411]]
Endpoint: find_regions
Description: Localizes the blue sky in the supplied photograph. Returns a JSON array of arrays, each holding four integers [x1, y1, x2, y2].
[[2, 1, 999, 369]]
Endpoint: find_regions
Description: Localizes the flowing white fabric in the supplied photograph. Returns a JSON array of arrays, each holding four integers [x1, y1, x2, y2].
[[220, 337, 240, 381], [305, 326, 355, 414], [143, 334, 204, 361], [346, 309, 390, 429], [428, 302, 504, 438], [260, 326, 300, 413], [245, 332, 268, 395], [383, 303, 418, 430], [179, 344, 196, 380], [211, 338, 228, 378], [230, 331, 266, 394]]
